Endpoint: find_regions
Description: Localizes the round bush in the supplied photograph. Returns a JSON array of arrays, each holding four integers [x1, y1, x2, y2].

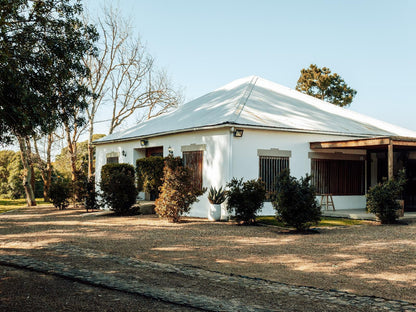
[[48, 179, 71, 210], [272, 169, 321, 231], [100, 164, 137, 215], [226, 178, 266, 225], [366, 170, 406, 224]]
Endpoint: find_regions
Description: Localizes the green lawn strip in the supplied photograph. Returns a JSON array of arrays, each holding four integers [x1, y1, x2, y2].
[[257, 216, 365, 227], [0, 198, 48, 213]]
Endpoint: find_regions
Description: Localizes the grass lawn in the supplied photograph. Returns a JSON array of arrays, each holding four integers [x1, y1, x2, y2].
[[256, 215, 366, 227], [0, 198, 48, 214]]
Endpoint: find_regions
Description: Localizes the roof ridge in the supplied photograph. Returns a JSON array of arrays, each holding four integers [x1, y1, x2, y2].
[[232, 76, 258, 122]]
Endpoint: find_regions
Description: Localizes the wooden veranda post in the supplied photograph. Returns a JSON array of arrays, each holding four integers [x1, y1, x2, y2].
[[388, 140, 394, 180]]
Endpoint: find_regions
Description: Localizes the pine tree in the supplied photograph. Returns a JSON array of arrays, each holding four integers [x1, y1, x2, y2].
[[296, 64, 357, 107]]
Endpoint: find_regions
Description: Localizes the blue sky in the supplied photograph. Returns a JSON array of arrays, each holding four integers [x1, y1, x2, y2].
[[87, 0, 415, 131]]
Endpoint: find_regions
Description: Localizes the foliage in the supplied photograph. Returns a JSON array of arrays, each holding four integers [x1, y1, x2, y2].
[[0, 150, 24, 199], [208, 186, 227, 204], [84, 176, 98, 212], [54, 135, 105, 180], [48, 179, 72, 210], [272, 170, 321, 231], [226, 178, 266, 225], [296, 64, 357, 107], [366, 170, 406, 224], [100, 163, 137, 215], [155, 157, 205, 222], [0, 0, 98, 143], [136, 156, 164, 199]]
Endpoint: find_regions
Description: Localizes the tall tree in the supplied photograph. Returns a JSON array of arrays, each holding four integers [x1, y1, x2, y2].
[[33, 133, 54, 201], [0, 0, 98, 205], [296, 64, 357, 107], [83, 7, 182, 178]]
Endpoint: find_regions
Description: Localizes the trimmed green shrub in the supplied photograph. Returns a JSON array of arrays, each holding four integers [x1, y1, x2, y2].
[[155, 156, 205, 222], [272, 169, 321, 231], [136, 156, 164, 200], [48, 179, 72, 210], [366, 170, 406, 224], [226, 178, 266, 225], [100, 163, 138, 215]]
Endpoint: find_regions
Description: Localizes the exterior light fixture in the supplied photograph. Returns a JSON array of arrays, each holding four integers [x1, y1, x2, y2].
[[122, 150, 127, 157], [140, 139, 148, 146], [168, 146, 174, 156], [233, 129, 244, 137]]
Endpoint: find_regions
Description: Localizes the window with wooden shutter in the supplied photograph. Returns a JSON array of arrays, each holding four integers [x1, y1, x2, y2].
[[311, 159, 365, 195], [182, 150, 203, 190], [259, 156, 289, 195]]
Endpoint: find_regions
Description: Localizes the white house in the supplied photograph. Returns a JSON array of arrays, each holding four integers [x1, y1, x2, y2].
[[94, 76, 416, 218]]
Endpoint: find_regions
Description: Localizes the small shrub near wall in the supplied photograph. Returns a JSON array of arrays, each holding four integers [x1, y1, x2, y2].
[[366, 170, 406, 224], [100, 164, 137, 215], [226, 178, 266, 225], [136, 156, 164, 200], [272, 169, 321, 231], [155, 156, 205, 222]]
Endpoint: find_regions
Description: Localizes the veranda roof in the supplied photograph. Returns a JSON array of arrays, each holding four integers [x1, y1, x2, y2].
[[95, 76, 416, 144]]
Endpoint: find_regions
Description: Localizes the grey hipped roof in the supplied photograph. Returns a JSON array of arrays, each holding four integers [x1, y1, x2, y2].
[[95, 76, 416, 144]]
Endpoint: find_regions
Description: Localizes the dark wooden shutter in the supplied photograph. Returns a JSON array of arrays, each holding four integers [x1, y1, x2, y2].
[[183, 151, 203, 190], [311, 159, 364, 195]]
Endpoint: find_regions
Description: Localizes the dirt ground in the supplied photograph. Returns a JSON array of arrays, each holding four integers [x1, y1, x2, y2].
[[0, 205, 415, 308]]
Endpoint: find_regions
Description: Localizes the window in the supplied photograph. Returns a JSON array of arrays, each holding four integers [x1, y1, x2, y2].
[[146, 146, 163, 157], [259, 156, 289, 195], [106, 152, 119, 164], [311, 159, 365, 195], [183, 150, 203, 191]]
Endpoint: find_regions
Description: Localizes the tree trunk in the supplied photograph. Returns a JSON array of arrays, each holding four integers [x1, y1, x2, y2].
[[17, 135, 36, 206], [64, 122, 79, 203], [88, 119, 94, 178], [43, 133, 53, 201]]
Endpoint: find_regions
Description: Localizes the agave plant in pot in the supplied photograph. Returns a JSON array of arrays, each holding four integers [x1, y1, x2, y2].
[[207, 186, 227, 221]]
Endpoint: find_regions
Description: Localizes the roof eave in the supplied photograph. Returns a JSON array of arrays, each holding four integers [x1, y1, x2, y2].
[[93, 121, 392, 146]]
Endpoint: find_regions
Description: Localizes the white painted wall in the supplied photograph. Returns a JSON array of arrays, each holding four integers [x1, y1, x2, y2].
[[230, 128, 368, 214], [95, 128, 231, 217], [95, 127, 369, 218]]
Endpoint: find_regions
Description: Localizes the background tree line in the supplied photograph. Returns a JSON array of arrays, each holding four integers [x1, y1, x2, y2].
[[0, 1, 182, 205]]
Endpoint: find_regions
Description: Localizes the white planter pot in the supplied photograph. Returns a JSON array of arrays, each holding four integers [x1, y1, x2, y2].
[[208, 204, 221, 221]]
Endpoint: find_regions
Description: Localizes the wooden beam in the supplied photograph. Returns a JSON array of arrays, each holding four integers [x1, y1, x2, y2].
[[310, 138, 390, 149], [388, 140, 394, 180], [391, 140, 416, 147]]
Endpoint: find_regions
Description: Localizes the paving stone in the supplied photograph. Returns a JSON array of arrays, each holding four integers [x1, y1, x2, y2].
[[0, 245, 415, 312]]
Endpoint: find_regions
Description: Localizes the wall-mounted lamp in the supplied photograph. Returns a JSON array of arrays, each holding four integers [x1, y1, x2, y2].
[[233, 129, 244, 137], [122, 150, 127, 157], [140, 139, 148, 147], [168, 146, 174, 156]]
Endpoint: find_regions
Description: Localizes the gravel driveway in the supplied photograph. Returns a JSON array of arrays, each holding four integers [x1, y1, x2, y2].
[[0, 205, 415, 309]]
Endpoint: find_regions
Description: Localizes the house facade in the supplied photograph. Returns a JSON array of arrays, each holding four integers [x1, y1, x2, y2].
[[94, 76, 416, 218]]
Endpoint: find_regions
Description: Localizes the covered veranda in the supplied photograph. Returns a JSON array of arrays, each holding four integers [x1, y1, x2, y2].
[[310, 136, 416, 212]]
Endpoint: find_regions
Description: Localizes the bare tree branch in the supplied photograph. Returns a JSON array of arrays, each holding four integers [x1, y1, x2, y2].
[[82, 6, 182, 176]]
